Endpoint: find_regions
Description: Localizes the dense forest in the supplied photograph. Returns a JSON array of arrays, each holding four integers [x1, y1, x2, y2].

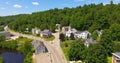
[[0, 1, 119, 33]]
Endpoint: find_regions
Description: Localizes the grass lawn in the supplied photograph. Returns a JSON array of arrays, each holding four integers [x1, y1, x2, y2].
[[61, 40, 73, 61], [16, 37, 31, 44], [62, 46, 70, 61], [44, 36, 55, 41], [108, 57, 112, 63]]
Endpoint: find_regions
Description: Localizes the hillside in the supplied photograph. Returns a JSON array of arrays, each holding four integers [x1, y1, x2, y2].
[[0, 2, 120, 33]]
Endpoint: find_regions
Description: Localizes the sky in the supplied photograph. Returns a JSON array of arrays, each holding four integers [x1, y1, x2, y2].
[[0, 0, 120, 16]]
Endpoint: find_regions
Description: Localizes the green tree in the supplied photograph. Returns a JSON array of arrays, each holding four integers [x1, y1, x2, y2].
[[59, 33, 65, 42], [24, 52, 32, 63], [0, 27, 4, 31], [0, 40, 17, 49], [100, 29, 114, 56], [0, 35, 6, 42], [68, 39, 86, 61], [19, 41, 32, 56], [110, 24, 120, 41], [18, 40, 33, 63], [85, 44, 107, 63], [91, 30, 98, 40], [113, 42, 120, 52]]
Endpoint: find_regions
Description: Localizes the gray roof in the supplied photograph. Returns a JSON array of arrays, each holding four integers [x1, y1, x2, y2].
[[83, 30, 90, 33], [112, 52, 120, 58], [0, 31, 9, 34], [0, 31, 10, 36], [43, 29, 50, 32], [43, 29, 52, 34], [75, 32, 82, 34]]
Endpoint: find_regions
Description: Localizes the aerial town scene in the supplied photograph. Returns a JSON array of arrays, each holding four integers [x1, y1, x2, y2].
[[0, 0, 120, 63]]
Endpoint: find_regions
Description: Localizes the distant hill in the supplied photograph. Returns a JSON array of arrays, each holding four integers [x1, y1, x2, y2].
[[0, 2, 120, 33]]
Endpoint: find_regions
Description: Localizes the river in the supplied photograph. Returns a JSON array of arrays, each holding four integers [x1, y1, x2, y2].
[[0, 48, 24, 63]]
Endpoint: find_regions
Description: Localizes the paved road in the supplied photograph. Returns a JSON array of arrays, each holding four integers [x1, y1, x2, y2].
[[4, 26, 67, 63]]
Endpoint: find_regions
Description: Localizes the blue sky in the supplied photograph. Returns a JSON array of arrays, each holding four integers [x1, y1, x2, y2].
[[0, 0, 120, 16]]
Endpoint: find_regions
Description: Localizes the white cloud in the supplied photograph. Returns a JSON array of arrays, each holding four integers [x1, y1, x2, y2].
[[13, 4, 22, 8], [74, 0, 84, 2], [103, 2, 109, 6], [32, 2, 39, 5], [103, 0, 120, 5]]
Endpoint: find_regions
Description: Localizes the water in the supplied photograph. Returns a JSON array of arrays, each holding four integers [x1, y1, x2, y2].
[[0, 48, 24, 63]]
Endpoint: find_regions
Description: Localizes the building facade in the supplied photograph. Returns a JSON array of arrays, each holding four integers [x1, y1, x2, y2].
[[41, 29, 52, 38], [74, 31, 90, 39]]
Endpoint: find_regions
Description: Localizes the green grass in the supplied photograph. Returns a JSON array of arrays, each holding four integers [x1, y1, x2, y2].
[[44, 36, 55, 41], [97, 36, 101, 41], [0, 57, 3, 63], [61, 40, 73, 61], [16, 37, 31, 44], [108, 57, 112, 63], [62, 46, 70, 61]]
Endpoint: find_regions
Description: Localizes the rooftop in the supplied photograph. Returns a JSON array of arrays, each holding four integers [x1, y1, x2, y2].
[[0, 31, 9, 34], [112, 52, 120, 58]]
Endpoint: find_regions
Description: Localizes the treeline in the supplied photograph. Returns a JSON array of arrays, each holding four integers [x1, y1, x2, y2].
[[0, 15, 21, 25], [0, 1, 118, 33]]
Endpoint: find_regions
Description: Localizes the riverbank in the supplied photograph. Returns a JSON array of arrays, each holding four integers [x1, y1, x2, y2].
[[0, 37, 34, 63], [0, 57, 3, 63]]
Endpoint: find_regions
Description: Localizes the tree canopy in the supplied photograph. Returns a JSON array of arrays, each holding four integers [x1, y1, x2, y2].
[[0, 2, 119, 33], [85, 44, 107, 63], [68, 39, 86, 61]]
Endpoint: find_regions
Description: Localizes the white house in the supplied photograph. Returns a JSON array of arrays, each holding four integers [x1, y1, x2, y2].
[[35, 29, 41, 34], [32, 28, 36, 34], [31, 28, 41, 35], [74, 31, 90, 39], [65, 26, 77, 38], [65, 26, 72, 37]]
